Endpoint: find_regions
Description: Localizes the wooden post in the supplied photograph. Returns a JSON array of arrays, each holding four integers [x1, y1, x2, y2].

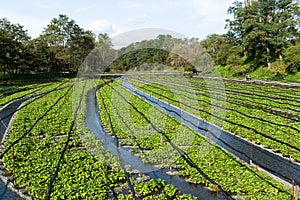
[[292, 179, 295, 200]]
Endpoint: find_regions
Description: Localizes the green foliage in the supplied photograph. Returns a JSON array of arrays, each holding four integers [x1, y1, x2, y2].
[[112, 48, 169, 71], [269, 60, 287, 76], [201, 34, 235, 66], [226, 46, 245, 67], [2, 80, 126, 199], [3, 78, 297, 199], [227, 63, 250, 77], [110, 35, 210, 73], [40, 14, 95, 74], [99, 78, 294, 199], [134, 76, 300, 162], [284, 71, 300, 82], [0, 18, 30, 76], [283, 43, 300, 73], [248, 66, 274, 81], [203, 65, 235, 78], [134, 178, 165, 197], [226, 0, 300, 66], [0, 15, 95, 77], [117, 179, 197, 199]]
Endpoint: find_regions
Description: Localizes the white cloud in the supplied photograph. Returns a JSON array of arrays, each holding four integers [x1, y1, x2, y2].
[[128, 13, 149, 24], [73, 6, 95, 14], [87, 19, 118, 34]]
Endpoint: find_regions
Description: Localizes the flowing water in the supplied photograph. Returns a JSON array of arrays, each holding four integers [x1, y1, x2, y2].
[[0, 99, 26, 200], [85, 88, 221, 199], [123, 78, 300, 186]]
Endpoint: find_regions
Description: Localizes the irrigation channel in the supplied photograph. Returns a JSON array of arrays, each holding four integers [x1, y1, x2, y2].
[[85, 85, 229, 199], [0, 97, 27, 199], [123, 77, 300, 190], [0, 77, 298, 199]]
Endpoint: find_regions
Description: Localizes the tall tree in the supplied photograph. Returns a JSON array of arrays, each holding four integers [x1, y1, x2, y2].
[[0, 18, 30, 76], [226, 0, 300, 68], [283, 43, 300, 73], [41, 14, 95, 74]]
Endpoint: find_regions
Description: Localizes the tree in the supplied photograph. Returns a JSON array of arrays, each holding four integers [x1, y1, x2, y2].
[[87, 33, 115, 72], [283, 43, 300, 73], [27, 38, 53, 73], [0, 18, 30, 76], [200, 34, 235, 66], [226, 46, 245, 67], [41, 14, 95, 74], [226, 0, 300, 68]]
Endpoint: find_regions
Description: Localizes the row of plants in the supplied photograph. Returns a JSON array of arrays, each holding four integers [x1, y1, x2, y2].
[[129, 77, 300, 162], [137, 76, 300, 114], [98, 82, 201, 199], [2, 79, 127, 199], [188, 78, 300, 114], [130, 77, 299, 131], [137, 75, 300, 99], [0, 79, 72, 107], [98, 80, 293, 199], [0, 82, 41, 98], [116, 178, 197, 200], [190, 78, 299, 98]]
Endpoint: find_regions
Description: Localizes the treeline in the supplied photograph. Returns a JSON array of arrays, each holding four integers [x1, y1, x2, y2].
[[1, 14, 200, 77], [108, 36, 207, 73], [1, 0, 300, 78], [201, 0, 300, 77], [79, 34, 209, 74], [0, 14, 96, 77]]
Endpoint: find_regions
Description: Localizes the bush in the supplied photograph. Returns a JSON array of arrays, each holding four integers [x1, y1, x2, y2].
[[269, 60, 287, 76], [284, 44, 300, 73], [229, 64, 249, 76]]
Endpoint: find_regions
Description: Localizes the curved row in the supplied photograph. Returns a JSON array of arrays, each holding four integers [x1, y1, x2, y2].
[[98, 79, 293, 199], [129, 77, 300, 162]]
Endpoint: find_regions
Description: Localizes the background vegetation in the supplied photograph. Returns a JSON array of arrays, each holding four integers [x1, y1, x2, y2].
[[1, 0, 300, 82]]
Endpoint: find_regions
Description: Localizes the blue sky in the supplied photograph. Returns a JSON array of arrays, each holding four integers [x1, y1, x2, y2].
[[0, 0, 236, 40]]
